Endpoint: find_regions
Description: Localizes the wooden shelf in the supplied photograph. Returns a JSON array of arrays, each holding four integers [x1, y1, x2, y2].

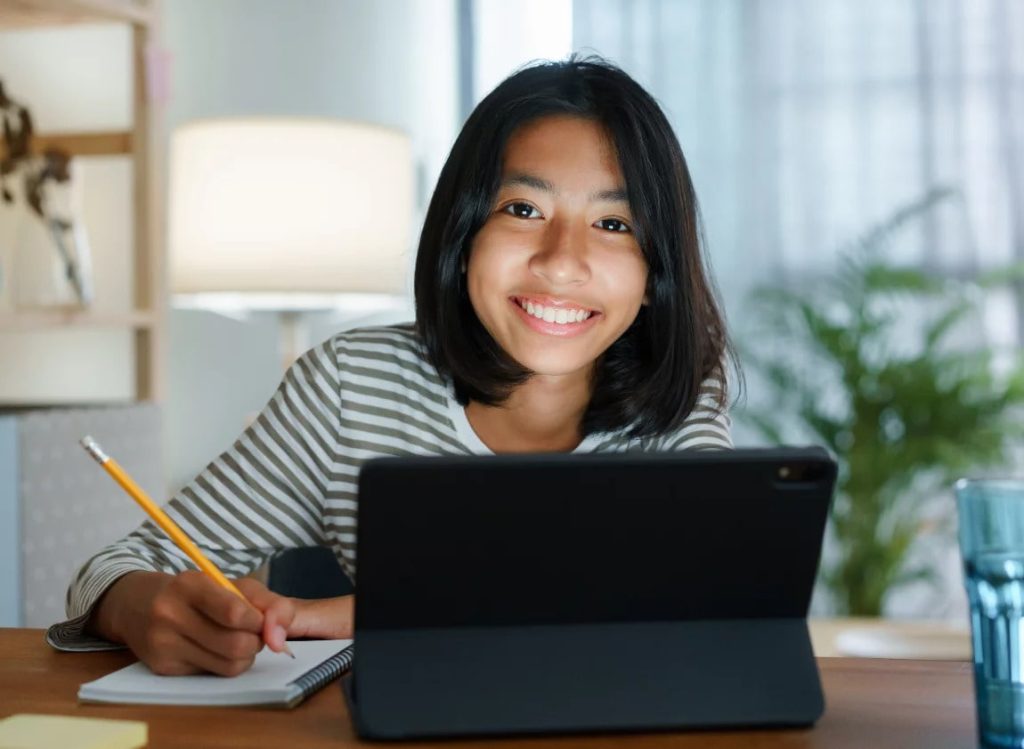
[[0, 0, 153, 29], [30, 130, 133, 157], [0, 309, 155, 331], [0, 0, 164, 404]]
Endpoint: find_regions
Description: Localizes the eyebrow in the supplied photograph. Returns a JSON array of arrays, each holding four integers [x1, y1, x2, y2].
[[501, 172, 629, 204]]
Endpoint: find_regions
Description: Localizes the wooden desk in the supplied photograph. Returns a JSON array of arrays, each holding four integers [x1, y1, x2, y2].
[[1, 628, 977, 748]]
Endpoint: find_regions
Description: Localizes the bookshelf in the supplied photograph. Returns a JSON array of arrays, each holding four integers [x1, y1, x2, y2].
[[0, 0, 164, 403], [0, 1, 168, 629]]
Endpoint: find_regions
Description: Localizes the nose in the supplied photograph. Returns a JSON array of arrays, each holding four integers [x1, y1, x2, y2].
[[529, 216, 591, 287]]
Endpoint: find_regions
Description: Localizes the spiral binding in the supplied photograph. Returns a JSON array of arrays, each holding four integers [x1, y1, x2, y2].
[[291, 645, 355, 699]]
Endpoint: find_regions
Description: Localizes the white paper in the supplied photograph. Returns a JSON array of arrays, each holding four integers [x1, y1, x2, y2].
[[78, 639, 353, 706]]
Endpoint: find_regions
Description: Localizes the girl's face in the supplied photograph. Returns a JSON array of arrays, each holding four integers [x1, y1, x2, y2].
[[466, 115, 648, 384]]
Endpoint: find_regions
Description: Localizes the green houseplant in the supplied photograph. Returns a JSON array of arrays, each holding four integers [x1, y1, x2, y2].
[[741, 189, 1024, 616]]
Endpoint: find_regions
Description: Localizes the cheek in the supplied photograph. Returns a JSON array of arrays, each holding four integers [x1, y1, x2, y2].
[[467, 226, 532, 284], [465, 232, 510, 321], [599, 248, 649, 301]]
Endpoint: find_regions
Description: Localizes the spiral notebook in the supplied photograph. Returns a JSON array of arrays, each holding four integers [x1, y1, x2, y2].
[[78, 640, 353, 708]]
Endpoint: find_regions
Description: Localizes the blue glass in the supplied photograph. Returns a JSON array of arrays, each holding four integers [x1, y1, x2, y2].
[[957, 479, 1024, 749]]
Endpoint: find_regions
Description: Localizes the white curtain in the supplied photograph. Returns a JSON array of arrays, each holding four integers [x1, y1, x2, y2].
[[574, 0, 1024, 352], [575, 0, 1023, 618]]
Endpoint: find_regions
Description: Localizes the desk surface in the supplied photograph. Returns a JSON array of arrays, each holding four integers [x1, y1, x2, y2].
[[1, 628, 977, 748]]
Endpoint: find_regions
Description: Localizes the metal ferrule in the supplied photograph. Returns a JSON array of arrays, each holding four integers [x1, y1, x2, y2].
[[80, 435, 110, 465]]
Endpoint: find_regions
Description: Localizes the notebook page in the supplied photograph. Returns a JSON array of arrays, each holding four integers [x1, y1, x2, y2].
[[79, 639, 352, 706]]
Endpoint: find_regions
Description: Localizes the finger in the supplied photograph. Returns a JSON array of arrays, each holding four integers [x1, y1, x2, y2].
[[235, 577, 278, 610], [234, 578, 295, 652], [146, 629, 254, 677], [183, 574, 262, 632], [175, 631, 258, 677], [176, 603, 264, 663], [261, 597, 297, 653], [149, 577, 264, 662]]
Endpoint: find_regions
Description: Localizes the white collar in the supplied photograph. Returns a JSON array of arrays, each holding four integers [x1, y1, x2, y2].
[[445, 387, 602, 455]]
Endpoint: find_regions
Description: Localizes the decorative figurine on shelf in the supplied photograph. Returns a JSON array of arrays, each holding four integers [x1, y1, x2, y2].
[[0, 80, 33, 203], [0, 78, 93, 309]]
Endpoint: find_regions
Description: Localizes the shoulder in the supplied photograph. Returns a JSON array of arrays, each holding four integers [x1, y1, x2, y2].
[[323, 322, 450, 400], [584, 373, 732, 453], [659, 372, 732, 450], [327, 322, 431, 372], [327, 321, 421, 358]]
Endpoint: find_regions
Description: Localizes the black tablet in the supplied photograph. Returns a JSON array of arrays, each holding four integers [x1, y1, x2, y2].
[[344, 447, 836, 740]]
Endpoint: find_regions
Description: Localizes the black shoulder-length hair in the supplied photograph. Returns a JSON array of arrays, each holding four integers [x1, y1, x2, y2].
[[414, 55, 735, 439]]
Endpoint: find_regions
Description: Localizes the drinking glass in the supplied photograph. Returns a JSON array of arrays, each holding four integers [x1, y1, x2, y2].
[[957, 478, 1024, 749]]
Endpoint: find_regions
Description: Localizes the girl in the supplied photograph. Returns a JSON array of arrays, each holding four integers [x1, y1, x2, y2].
[[48, 56, 735, 676]]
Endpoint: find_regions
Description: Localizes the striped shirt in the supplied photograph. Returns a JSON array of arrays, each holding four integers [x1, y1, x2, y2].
[[48, 323, 731, 650]]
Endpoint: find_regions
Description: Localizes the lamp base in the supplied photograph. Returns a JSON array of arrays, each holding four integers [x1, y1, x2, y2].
[[278, 309, 308, 371]]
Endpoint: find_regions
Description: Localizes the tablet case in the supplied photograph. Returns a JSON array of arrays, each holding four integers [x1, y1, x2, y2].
[[344, 447, 836, 739]]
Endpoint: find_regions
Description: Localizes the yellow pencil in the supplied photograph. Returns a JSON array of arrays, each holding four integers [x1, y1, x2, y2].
[[80, 435, 294, 659]]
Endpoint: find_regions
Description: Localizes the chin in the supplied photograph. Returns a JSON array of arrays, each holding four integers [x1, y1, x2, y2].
[[508, 348, 595, 378]]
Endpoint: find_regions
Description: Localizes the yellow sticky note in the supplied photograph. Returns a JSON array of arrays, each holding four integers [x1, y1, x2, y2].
[[0, 714, 147, 749]]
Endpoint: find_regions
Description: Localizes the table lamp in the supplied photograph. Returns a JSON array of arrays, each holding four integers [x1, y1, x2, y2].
[[168, 117, 414, 367]]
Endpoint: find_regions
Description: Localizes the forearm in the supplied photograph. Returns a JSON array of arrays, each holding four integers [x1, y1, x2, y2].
[[290, 594, 355, 640]]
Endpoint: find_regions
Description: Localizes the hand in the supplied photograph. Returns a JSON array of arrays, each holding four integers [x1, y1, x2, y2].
[[88, 570, 298, 676]]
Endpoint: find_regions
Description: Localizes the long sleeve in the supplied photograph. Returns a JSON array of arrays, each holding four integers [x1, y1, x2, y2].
[[47, 343, 341, 651], [661, 374, 733, 450]]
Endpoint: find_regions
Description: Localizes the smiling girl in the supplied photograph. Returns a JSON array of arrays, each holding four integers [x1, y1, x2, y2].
[[48, 56, 735, 675]]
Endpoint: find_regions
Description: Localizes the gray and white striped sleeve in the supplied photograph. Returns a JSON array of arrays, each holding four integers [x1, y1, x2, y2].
[[47, 342, 341, 651], [662, 374, 733, 451]]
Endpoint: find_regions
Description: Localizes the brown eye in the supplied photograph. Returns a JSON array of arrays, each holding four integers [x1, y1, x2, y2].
[[502, 202, 541, 219], [595, 218, 631, 233]]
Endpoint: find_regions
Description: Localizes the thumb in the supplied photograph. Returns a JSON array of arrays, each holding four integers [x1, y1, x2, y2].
[[262, 596, 297, 653], [236, 578, 295, 653], [235, 577, 278, 611]]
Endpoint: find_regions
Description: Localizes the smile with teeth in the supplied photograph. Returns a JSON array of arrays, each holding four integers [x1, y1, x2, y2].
[[515, 297, 594, 325]]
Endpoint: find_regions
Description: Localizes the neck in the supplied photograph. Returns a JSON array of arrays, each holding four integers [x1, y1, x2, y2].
[[465, 372, 592, 453]]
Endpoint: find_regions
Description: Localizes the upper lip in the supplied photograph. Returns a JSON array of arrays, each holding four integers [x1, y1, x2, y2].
[[511, 295, 600, 313]]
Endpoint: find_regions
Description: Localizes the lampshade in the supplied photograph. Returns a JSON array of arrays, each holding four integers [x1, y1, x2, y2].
[[168, 117, 413, 297]]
